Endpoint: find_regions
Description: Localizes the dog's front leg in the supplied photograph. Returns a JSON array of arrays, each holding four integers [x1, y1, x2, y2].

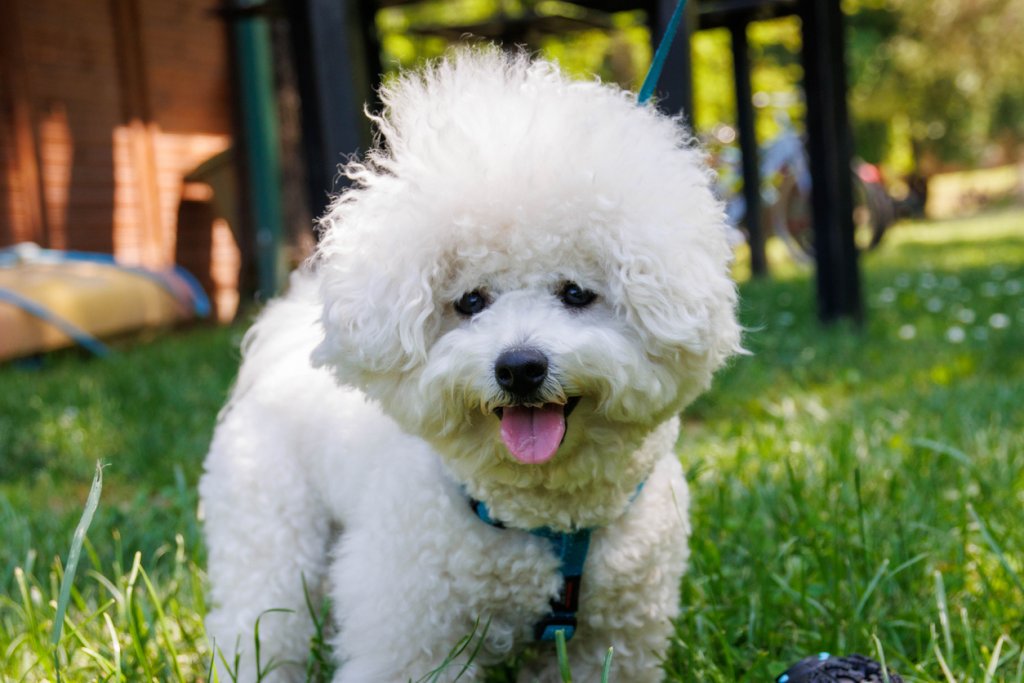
[[202, 404, 334, 683], [325, 497, 495, 683]]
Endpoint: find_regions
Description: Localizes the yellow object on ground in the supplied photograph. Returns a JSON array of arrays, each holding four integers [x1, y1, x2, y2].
[[0, 245, 208, 361]]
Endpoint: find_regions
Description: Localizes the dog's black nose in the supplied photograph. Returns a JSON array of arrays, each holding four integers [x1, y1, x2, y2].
[[494, 348, 549, 397]]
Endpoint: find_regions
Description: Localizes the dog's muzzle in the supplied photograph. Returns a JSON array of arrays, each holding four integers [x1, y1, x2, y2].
[[491, 347, 582, 465]]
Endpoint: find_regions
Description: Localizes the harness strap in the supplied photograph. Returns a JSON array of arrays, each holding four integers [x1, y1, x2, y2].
[[468, 482, 644, 643], [528, 526, 592, 642], [469, 497, 590, 642], [637, 0, 689, 105]]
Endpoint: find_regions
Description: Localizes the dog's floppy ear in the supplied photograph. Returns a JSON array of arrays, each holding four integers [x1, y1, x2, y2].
[[610, 224, 742, 376], [310, 198, 442, 383]]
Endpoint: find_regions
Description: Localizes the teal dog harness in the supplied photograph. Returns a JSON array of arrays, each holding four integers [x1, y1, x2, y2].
[[469, 496, 593, 642], [468, 482, 644, 643]]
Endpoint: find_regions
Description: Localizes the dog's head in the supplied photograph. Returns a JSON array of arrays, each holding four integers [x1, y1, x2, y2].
[[312, 49, 741, 501]]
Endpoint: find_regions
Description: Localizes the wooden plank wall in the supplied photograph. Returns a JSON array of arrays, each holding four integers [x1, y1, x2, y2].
[[0, 0, 240, 319]]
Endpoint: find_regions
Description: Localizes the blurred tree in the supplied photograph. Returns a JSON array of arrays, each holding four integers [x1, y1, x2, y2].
[[373, 0, 1024, 176], [375, 0, 650, 89], [691, 18, 804, 143], [846, 0, 1024, 173]]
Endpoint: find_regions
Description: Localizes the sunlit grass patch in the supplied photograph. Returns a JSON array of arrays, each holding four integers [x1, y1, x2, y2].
[[678, 207, 1024, 681], [925, 166, 1023, 219]]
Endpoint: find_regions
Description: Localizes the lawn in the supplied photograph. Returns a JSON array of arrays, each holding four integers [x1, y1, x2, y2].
[[1, 208, 1022, 682]]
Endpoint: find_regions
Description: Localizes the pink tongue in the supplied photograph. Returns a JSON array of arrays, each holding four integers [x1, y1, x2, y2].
[[499, 405, 566, 464]]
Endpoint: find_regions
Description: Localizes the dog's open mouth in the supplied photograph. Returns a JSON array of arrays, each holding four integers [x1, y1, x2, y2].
[[494, 397, 580, 465]]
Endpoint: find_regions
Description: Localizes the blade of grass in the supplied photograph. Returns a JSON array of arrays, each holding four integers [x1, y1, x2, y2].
[[207, 642, 220, 683], [51, 461, 103, 680], [137, 563, 186, 681], [555, 629, 572, 683], [124, 552, 155, 681], [911, 439, 976, 470], [871, 633, 892, 683], [601, 647, 614, 683], [15, 567, 40, 645], [78, 646, 117, 677], [855, 468, 871, 565], [959, 606, 979, 672], [854, 558, 890, 620], [934, 570, 954, 662], [933, 643, 958, 683], [452, 618, 489, 682], [102, 612, 122, 681], [967, 503, 1024, 597], [254, 608, 290, 682], [984, 634, 1007, 683], [51, 462, 103, 646], [414, 621, 483, 683]]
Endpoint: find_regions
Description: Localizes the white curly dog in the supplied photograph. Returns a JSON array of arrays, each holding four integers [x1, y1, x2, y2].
[[201, 48, 741, 682]]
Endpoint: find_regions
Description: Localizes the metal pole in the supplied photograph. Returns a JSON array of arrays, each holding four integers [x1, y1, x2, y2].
[[730, 19, 767, 277], [231, 0, 286, 300], [286, 0, 376, 222], [800, 0, 862, 323]]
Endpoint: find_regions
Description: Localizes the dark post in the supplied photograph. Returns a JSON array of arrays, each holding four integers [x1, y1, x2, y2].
[[228, 0, 286, 299], [649, 0, 697, 120], [286, 0, 378, 222], [799, 0, 862, 323], [730, 18, 767, 277]]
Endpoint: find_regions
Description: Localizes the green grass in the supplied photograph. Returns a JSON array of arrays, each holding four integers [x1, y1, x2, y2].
[[1, 208, 1023, 681], [0, 325, 242, 681]]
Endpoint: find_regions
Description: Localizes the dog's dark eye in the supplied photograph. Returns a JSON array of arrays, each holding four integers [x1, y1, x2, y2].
[[559, 282, 597, 308], [454, 290, 489, 316]]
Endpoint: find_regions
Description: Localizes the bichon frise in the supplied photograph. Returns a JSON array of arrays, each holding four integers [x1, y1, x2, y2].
[[201, 47, 741, 682]]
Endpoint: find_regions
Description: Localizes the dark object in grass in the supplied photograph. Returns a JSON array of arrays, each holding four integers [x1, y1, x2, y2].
[[777, 653, 903, 683]]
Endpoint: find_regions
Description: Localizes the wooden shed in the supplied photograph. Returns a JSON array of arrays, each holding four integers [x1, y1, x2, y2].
[[0, 0, 242, 321]]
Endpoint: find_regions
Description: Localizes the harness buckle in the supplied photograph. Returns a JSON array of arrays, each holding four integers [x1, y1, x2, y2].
[[535, 615, 577, 642]]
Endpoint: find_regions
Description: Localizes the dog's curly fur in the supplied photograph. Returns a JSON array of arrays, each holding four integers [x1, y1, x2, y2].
[[201, 48, 741, 682]]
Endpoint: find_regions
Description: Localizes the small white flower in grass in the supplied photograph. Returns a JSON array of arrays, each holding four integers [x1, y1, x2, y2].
[[878, 287, 896, 304], [956, 308, 976, 324], [895, 273, 912, 288], [990, 264, 1008, 280], [942, 275, 960, 290], [946, 326, 966, 343], [926, 297, 943, 313], [989, 313, 1010, 329], [981, 282, 1000, 298], [1004, 279, 1021, 295], [919, 272, 937, 289], [898, 324, 917, 340], [777, 311, 795, 327]]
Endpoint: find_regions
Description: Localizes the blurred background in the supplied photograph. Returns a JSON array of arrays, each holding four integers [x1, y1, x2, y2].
[[2, 0, 1022, 350]]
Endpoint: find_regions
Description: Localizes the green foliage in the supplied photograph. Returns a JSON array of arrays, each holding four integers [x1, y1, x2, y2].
[[691, 28, 736, 132], [375, 0, 1022, 172], [376, 0, 651, 91], [846, 0, 1024, 169], [2, 211, 1024, 680]]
